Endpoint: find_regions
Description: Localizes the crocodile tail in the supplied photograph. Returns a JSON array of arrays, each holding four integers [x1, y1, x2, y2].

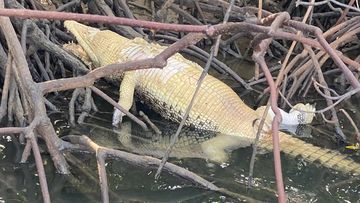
[[259, 132, 360, 175]]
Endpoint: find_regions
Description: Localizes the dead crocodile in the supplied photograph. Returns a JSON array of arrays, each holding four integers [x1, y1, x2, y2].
[[63, 21, 360, 174]]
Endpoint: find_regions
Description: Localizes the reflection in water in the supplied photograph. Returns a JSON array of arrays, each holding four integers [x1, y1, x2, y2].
[[66, 113, 359, 202]]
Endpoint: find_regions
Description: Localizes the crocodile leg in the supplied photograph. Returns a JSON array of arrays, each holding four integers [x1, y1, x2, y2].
[[64, 41, 137, 126], [200, 134, 254, 163], [113, 71, 137, 126]]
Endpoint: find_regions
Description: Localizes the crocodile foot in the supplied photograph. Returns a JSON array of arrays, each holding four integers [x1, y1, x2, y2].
[[112, 108, 125, 127]]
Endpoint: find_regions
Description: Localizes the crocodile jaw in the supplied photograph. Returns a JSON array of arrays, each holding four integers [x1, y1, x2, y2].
[[64, 20, 102, 67]]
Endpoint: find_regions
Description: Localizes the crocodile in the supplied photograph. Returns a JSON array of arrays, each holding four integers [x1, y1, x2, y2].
[[64, 21, 360, 174]]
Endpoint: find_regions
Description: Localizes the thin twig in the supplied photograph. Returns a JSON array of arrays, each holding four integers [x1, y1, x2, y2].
[[0, 55, 12, 121], [139, 111, 161, 135], [248, 103, 270, 187], [339, 109, 360, 142], [69, 88, 81, 126], [96, 150, 109, 203], [26, 130, 51, 203]]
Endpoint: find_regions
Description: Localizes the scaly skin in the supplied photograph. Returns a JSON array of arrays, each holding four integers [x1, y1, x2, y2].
[[64, 21, 360, 174]]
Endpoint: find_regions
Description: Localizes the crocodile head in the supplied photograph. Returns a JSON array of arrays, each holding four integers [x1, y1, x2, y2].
[[64, 20, 131, 67], [64, 21, 101, 67]]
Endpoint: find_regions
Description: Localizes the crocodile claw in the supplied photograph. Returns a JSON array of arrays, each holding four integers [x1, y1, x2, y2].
[[112, 108, 125, 127]]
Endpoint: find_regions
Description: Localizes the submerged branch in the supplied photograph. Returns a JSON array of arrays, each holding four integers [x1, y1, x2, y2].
[[65, 135, 258, 202]]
